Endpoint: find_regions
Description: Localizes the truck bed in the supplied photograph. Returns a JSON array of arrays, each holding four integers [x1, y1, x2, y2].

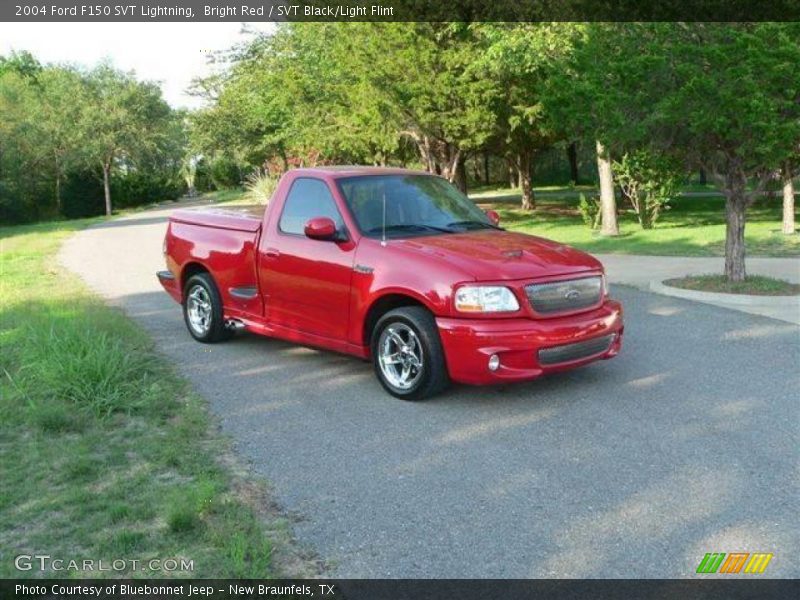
[[166, 204, 265, 318], [170, 204, 265, 232]]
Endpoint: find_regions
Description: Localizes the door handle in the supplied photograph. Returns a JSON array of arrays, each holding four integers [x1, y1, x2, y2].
[[264, 248, 280, 259]]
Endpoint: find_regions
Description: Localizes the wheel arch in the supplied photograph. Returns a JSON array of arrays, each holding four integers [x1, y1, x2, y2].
[[180, 261, 211, 296], [362, 292, 434, 348]]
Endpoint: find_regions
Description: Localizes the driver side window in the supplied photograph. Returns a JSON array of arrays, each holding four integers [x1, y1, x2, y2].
[[279, 178, 344, 235]]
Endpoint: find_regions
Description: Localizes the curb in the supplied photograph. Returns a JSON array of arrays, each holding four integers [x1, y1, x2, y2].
[[649, 279, 800, 307]]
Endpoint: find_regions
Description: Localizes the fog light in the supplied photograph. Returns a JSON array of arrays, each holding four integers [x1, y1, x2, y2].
[[488, 354, 500, 371]]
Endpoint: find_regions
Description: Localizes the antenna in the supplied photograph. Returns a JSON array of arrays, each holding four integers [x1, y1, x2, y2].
[[381, 190, 387, 247]]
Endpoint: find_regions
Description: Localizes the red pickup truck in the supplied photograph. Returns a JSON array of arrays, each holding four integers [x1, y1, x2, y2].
[[158, 167, 623, 400]]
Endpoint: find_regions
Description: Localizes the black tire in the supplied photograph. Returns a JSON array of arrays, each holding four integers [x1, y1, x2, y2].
[[182, 273, 232, 343], [371, 306, 450, 401]]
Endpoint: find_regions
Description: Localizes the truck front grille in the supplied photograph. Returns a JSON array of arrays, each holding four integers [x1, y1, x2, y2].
[[525, 276, 602, 315], [538, 334, 615, 366]]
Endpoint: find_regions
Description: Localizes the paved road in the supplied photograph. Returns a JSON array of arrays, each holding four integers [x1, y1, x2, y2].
[[60, 202, 799, 578]]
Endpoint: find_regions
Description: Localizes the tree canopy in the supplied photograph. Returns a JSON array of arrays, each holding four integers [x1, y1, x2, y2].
[[2, 23, 798, 282], [0, 57, 184, 221]]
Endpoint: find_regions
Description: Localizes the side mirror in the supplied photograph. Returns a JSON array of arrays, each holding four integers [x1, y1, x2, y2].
[[485, 210, 501, 226], [304, 217, 338, 241]]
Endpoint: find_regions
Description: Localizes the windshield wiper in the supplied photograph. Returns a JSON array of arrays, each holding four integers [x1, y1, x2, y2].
[[366, 224, 455, 235], [446, 220, 501, 230]]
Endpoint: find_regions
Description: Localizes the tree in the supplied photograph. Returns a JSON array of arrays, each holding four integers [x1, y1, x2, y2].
[[556, 23, 800, 279], [347, 23, 497, 186], [542, 24, 621, 234], [0, 69, 47, 221], [1, 53, 185, 223], [34, 68, 86, 212], [783, 162, 796, 235], [640, 24, 800, 280], [0, 50, 41, 79], [79, 64, 174, 215], [596, 141, 619, 235], [476, 23, 575, 210]]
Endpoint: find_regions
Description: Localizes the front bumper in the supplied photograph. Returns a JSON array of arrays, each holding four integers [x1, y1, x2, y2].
[[436, 300, 623, 385]]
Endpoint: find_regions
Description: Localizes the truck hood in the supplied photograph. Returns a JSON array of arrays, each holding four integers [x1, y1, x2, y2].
[[394, 229, 602, 281]]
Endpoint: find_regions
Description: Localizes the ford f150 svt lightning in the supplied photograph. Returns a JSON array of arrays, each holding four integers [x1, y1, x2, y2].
[[157, 167, 623, 400]]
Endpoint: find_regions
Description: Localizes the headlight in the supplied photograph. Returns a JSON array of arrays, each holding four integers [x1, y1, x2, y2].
[[455, 286, 520, 313]]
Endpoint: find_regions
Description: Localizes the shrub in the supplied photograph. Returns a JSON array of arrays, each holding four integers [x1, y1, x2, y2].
[[244, 170, 278, 205], [613, 150, 681, 229], [61, 170, 105, 218], [111, 169, 184, 209], [61, 167, 184, 217], [193, 157, 214, 193], [208, 155, 242, 189], [577, 193, 601, 229]]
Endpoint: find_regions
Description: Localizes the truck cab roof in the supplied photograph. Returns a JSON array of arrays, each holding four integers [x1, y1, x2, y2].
[[290, 166, 432, 179]]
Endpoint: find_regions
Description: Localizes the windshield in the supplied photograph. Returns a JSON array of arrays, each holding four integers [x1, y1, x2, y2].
[[336, 174, 493, 238]]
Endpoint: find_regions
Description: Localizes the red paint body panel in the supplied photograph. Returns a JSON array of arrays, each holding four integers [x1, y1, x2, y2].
[[158, 167, 623, 386]]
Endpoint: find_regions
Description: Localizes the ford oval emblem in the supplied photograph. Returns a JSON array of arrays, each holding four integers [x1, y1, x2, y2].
[[565, 289, 580, 300]]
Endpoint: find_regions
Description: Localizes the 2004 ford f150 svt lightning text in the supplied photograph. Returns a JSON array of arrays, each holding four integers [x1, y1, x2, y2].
[[157, 167, 623, 400]]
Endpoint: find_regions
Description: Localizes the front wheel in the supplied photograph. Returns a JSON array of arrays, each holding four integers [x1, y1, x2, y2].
[[371, 306, 450, 401], [182, 273, 232, 343]]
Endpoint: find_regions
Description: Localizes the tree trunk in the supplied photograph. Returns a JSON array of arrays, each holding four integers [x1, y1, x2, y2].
[[699, 169, 707, 185], [517, 152, 534, 211], [439, 145, 461, 184], [54, 152, 62, 213], [55, 173, 61, 214], [455, 157, 468, 194], [782, 162, 795, 235], [507, 159, 516, 188], [567, 142, 580, 185], [103, 163, 112, 216], [483, 152, 490, 185], [596, 140, 619, 236], [724, 192, 747, 282]]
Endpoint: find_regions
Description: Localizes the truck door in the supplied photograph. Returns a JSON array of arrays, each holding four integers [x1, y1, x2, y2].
[[258, 177, 355, 341]]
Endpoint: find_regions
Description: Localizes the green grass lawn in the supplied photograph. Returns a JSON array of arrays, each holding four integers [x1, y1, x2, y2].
[[472, 190, 800, 257], [664, 274, 800, 296], [0, 220, 303, 578]]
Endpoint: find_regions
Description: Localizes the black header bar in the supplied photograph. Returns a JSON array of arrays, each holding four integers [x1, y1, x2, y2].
[[4, 0, 800, 22], [2, 579, 799, 600]]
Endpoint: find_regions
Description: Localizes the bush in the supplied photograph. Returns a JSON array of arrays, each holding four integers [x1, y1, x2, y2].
[[193, 158, 214, 193], [61, 170, 105, 219], [111, 169, 184, 209], [577, 193, 601, 229], [208, 155, 242, 189], [244, 170, 278, 204], [61, 167, 185, 218], [613, 150, 681, 229], [0, 181, 32, 223]]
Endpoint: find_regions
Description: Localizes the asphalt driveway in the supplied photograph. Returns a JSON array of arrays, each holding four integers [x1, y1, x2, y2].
[[59, 202, 799, 578]]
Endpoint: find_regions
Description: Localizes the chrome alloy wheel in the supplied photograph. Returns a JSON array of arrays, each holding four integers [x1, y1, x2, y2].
[[186, 285, 212, 335], [378, 323, 424, 390]]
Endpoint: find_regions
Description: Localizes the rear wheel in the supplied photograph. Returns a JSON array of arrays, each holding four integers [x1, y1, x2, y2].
[[371, 306, 449, 401], [182, 273, 231, 343]]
